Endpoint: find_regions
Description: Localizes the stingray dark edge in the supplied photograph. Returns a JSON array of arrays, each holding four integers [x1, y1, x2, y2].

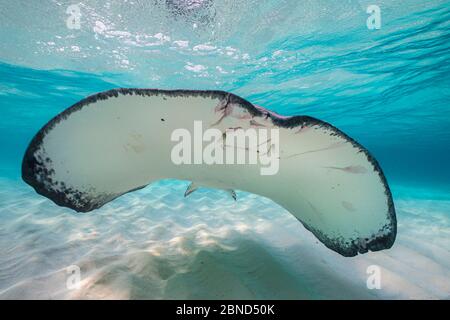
[[22, 88, 397, 257]]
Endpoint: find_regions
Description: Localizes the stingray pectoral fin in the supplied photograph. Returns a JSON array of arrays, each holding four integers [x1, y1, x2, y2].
[[274, 118, 397, 256], [21, 89, 396, 257]]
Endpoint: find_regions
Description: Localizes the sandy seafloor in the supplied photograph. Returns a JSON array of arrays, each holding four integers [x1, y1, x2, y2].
[[0, 177, 448, 299]]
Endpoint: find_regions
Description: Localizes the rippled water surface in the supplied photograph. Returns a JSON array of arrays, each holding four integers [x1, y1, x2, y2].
[[0, 0, 449, 299]]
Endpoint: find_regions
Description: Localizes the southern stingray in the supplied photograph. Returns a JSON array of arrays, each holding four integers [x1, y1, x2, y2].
[[22, 89, 396, 257]]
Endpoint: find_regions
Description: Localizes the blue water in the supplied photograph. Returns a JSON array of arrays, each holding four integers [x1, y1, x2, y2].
[[0, 0, 449, 299]]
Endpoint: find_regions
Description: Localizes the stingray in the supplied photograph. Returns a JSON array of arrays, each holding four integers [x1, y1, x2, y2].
[[22, 89, 396, 257]]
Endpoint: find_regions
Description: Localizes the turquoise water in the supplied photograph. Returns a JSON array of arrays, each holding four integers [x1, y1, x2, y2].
[[0, 0, 449, 299]]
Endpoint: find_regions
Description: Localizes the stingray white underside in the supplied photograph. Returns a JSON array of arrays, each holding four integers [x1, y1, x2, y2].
[[22, 89, 396, 257]]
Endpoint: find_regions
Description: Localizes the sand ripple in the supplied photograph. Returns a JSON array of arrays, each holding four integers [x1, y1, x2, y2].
[[0, 178, 448, 299]]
